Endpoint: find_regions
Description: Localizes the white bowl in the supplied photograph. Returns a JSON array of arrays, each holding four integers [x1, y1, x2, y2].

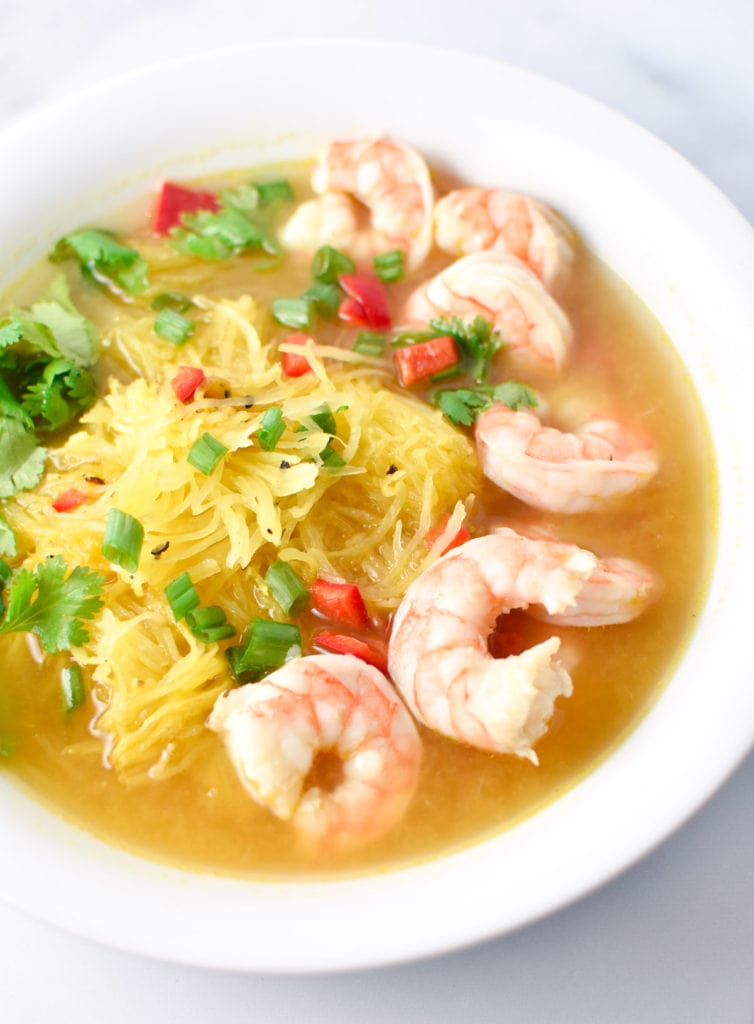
[[0, 41, 753, 973]]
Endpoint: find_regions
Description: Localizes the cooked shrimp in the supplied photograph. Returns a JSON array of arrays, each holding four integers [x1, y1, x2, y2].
[[388, 530, 598, 762], [281, 138, 434, 270], [208, 654, 422, 852], [404, 251, 572, 370], [434, 188, 573, 289], [529, 555, 661, 626], [475, 405, 659, 512]]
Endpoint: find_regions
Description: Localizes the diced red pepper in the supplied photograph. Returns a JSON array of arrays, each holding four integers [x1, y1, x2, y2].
[[281, 333, 314, 378], [395, 335, 459, 387], [314, 631, 388, 674], [153, 181, 219, 236], [171, 366, 206, 403], [424, 513, 471, 555], [310, 578, 370, 629], [337, 272, 392, 330], [52, 489, 89, 513]]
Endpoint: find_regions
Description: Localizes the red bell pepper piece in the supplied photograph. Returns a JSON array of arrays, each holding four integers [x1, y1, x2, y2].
[[313, 631, 388, 674], [171, 366, 206, 403], [424, 513, 470, 555], [281, 333, 314, 378], [395, 335, 459, 387], [310, 578, 370, 629], [52, 488, 89, 513], [337, 272, 392, 330], [153, 181, 219, 236]]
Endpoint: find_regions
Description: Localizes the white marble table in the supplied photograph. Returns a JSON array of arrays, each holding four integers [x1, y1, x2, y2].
[[1, 2, 752, 1021]]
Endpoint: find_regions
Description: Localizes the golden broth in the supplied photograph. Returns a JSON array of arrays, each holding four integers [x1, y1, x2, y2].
[[0, 163, 715, 878]]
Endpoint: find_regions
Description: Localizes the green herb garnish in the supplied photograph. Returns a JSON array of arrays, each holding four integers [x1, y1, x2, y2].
[[0, 556, 105, 653], [51, 229, 148, 297], [101, 509, 144, 573], [433, 381, 538, 427], [373, 249, 405, 283], [187, 432, 228, 475]]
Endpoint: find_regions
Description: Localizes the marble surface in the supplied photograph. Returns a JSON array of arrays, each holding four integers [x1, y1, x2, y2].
[[1, 2, 752, 1021]]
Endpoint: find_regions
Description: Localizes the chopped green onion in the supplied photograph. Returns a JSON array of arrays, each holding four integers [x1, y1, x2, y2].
[[256, 180, 295, 206], [165, 572, 201, 621], [150, 292, 195, 313], [373, 249, 405, 282], [319, 443, 346, 468], [257, 407, 285, 451], [154, 308, 195, 345], [391, 328, 438, 348], [353, 331, 387, 356], [430, 364, 463, 383], [301, 280, 341, 317], [186, 605, 236, 644], [272, 297, 313, 329], [188, 432, 228, 475], [228, 619, 302, 680], [0, 559, 12, 587], [102, 508, 144, 573], [308, 403, 337, 436], [264, 560, 309, 616], [61, 664, 85, 715], [311, 245, 355, 283]]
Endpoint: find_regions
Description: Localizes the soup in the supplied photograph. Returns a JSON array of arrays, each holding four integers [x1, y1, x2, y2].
[[0, 139, 715, 877]]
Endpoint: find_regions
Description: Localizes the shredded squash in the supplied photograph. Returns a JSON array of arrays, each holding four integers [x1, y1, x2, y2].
[[5, 295, 481, 782]]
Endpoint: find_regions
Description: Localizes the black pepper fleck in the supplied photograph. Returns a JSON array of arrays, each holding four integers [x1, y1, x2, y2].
[[386, 464, 398, 475], [150, 541, 170, 558], [280, 460, 291, 470]]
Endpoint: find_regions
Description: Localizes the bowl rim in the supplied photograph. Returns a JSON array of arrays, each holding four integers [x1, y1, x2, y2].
[[0, 38, 753, 973]]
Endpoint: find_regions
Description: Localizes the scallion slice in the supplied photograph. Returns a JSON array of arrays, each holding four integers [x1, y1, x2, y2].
[[186, 605, 236, 644], [149, 292, 195, 313], [308, 403, 337, 436], [373, 249, 405, 282], [165, 572, 201, 621], [102, 509, 144, 573], [264, 561, 309, 616], [257, 407, 285, 451], [301, 280, 341, 317], [431, 364, 463, 383], [229, 619, 302, 680], [319, 443, 346, 468], [272, 297, 313, 329], [353, 331, 387, 356], [61, 664, 85, 715], [188, 432, 228, 475], [391, 328, 437, 348], [0, 559, 11, 587], [311, 245, 355, 283], [154, 308, 195, 346]]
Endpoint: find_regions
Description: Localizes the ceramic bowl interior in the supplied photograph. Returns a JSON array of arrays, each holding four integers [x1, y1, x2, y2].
[[0, 41, 753, 972]]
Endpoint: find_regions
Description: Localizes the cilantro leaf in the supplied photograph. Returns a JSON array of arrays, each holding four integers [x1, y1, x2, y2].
[[429, 315, 503, 384], [22, 358, 96, 431], [491, 381, 539, 410], [0, 418, 47, 498], [170, 197, 281, 262], [434, 388, 492, 427], [51, 229, 148, 298], [0, 278, 99, 369], [0, 555, 105, 654], [433, 381, 539, 427], [0, 513, 16, 558]]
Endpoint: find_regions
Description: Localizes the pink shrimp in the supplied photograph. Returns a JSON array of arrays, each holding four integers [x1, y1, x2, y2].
[[281, 138, 434, 271], [403, 251, 572, 371], [388, 528, 660, 760], [475, 405, 660, 513], [434, 187, 574, 289], [208, 654, 421, 852]]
